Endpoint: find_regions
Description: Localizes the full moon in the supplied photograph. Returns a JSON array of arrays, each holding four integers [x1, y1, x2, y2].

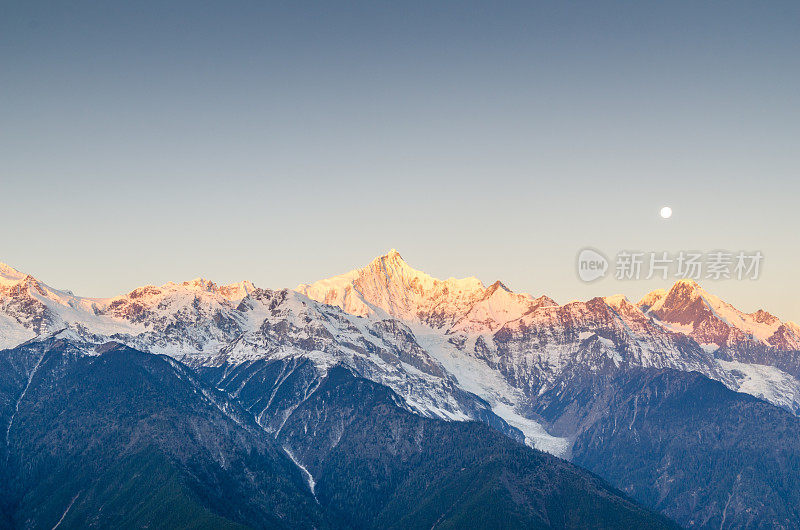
[[660, 206, 673, 219]]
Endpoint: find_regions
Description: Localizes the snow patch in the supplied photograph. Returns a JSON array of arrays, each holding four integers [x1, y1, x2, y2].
[[718, 359, 800, 413], [413, 328, 569, 457], [284, 447, 316, 498]]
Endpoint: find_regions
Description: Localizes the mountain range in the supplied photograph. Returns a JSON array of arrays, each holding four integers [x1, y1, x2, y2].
[[1, 250, 799, 528]]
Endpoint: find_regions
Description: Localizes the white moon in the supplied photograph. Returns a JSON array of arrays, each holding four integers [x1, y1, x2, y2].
[[660, 206, 673, 219]]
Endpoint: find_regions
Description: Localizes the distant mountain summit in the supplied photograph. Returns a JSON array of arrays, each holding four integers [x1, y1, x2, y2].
[[0, 262, 28, 287], [297, 249, 489, 327], [640, 278, 798, 349], [297, 249, 558, 336]]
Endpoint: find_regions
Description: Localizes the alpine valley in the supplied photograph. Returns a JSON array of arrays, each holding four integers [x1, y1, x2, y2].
[[1, 250, 799, 528]]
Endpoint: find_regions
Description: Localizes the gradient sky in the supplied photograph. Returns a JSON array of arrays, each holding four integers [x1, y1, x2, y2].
[[1, 1, 799, 321]]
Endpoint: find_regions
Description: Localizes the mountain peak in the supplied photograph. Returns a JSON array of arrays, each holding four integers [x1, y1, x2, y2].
[[653, 277, 705, 306], [672, 278, 702, 291], [642, 279, 792, 347], [182, 277, 217, 290], [638, 288, 668, 311], [219, 280, 256, 300], [657, 279, 707, 307], [751, 309, 780, 325], [298, 250, 487, 325], [369, 248, 409, 269], [159, 277, 256, 301], [0, 261, 28, 287], [486, 280, 511, 295], [603, 294, 630, 308]]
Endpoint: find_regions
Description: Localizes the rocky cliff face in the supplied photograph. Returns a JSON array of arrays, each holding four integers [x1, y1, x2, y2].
[[548, 369, 800, 528]]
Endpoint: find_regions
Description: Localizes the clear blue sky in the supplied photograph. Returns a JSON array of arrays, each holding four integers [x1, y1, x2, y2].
[[1, 1, 798, 321]]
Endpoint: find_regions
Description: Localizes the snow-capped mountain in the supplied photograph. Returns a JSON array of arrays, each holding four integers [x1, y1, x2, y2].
[[296, 250, 800, 415], [0, 261, 526, 447], [297, 249, 492, 327], [0, 262, 258, 353], [2, 251, 800, 456], [641, 279, 800, 352]]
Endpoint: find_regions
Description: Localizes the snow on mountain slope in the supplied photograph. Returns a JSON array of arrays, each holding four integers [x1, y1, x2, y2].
[[0, 313, 35, 350], [717, 359, 800, 414], [196, 287, 499, 424], [0, 265, 137, 347], [98, 279, 259, 355], [448, 281, 555, 335], [299, 252, 800, 416], [0, 264, 263, 353], [412, 328, 569, 456], [297, 251, 573, 452], [0, 264, 39, 347], [0, 263, 28, 287], [466, 294, 735, 409], [769, 321, 800, 351]]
